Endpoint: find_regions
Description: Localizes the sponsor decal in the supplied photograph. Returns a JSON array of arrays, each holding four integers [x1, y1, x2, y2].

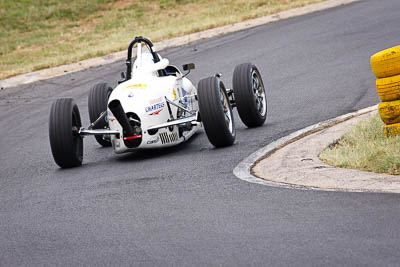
[[109, 117, 116, 122], [181, 94, 193, 109], [145, 102, 165, 112], [182, 88, 188, 96], [149, 109, 163, 116], [149, 97, 163, 105], [123, 84, 147, 89], [146, 136, 160, 145], [169, 88, 177, 99]]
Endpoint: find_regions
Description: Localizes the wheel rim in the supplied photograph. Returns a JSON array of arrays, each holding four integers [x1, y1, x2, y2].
[[251, 70, 267, 116], [220, 88, 233, 134]]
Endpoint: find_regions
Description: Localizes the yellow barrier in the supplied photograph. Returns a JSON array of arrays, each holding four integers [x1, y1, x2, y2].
[[371, 45, 400, 136], [371, 46, 400, 78]]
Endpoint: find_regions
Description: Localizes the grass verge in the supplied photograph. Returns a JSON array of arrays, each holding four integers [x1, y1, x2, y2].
[[0, 0, 324, 80], [320, 113, 400, 175]]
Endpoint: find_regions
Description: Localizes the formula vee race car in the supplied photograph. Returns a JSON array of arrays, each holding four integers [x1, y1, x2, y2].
[[49, 36, 267, 168]]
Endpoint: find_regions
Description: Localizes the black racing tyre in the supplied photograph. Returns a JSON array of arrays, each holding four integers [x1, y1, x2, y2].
[[197, 76, 235, 147], [88, 83, 113, 146], [232, 63, 267, 128], [49, 98, 83, 168]]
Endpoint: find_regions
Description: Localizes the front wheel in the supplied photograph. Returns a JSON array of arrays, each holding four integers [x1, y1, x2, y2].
[[233, 63, 267, 127], [197, 76, 235, 147], [49, 98, 83, 168]]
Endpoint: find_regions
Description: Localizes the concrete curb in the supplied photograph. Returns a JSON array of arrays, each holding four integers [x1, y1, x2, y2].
[[0, 0, 360, 89], [232, 105, 398, 193]]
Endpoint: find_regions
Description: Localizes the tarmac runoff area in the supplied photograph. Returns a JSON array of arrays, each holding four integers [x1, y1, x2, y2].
[[234, 105, 400, 194], [2, 0, 386, 192]]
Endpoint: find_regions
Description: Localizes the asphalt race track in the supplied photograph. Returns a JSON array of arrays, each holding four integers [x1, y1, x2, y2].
[[1, 0, 400, 265]]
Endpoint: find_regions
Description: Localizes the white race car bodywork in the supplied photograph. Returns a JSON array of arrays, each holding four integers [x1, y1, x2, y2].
[[108, 51, 199, 153], [48, 36, 268, 168]]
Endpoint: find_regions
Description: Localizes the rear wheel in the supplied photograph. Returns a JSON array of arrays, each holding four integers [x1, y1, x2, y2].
[[88, 83, 113, 146], [49, 98, 83, 168], [197, 76, 235, 147], [233, 63, 267, 127]]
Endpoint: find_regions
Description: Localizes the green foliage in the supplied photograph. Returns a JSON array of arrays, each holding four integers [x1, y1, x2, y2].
[[0, 0, 115, 31], [159, 0, 203, 9], [320, 113, 400, 175]]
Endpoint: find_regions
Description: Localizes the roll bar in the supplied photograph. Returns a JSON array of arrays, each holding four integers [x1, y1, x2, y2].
[[125, 36, 162, 80]]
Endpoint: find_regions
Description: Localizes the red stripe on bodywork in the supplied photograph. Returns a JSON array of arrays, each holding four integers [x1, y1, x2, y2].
[[124, 135, 142, 140]]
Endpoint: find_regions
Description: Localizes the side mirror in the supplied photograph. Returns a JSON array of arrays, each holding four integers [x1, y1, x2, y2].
[[183, 63, 195, 71]]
